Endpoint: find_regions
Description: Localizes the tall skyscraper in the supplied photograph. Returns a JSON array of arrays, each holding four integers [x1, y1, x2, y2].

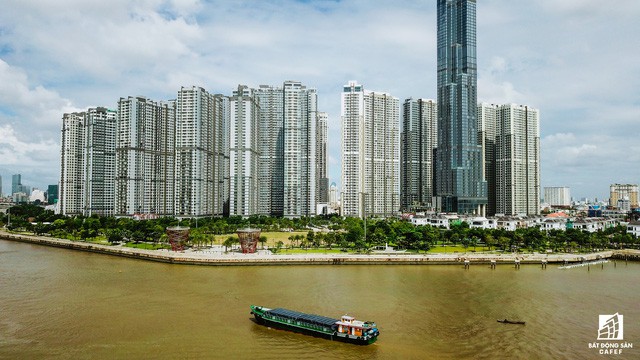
[[175, 86, 226, 217], [401, 98, 437, 211], [59, 107, 116, 216], [494, 104, 540, 215], [316, 111, 329, 204], [11, 174, 20, 195], [115, 96, 175, 216], [0, 175, 2, 197], [341, 81, 400, 218], [11, 174, 29, 195], [255, 81, 318, 217], [436, 0, 487, 214], [229, 85, 259, 216]]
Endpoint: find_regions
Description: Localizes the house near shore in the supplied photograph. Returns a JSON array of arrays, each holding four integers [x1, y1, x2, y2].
[[408, 212, 620, 233], [468, 217, 496, 230], [572, 217, 617, 233], [626, 220, 640, 237]]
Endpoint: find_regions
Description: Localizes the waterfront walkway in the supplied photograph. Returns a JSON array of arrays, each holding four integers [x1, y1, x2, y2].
[[1, 230, 638, 266]]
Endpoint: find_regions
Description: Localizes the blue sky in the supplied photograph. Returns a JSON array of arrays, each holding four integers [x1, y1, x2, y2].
[[1, 0, 639, 201]]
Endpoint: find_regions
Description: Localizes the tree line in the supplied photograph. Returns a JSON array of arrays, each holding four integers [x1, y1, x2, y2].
[[1, 204, 637, 253]]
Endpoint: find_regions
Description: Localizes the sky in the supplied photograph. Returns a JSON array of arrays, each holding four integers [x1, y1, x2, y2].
[[1, 0, 639, 202]]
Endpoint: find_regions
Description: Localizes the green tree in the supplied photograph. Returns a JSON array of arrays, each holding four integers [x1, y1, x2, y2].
[[270, 241, 284, 254], [485, 233, 496, 251], [307, 231, 315, 247], [105, 229, 124, 244], [498, 236, 511, 251], [223, 236, 237, 253], [324, 232, 335, 249]]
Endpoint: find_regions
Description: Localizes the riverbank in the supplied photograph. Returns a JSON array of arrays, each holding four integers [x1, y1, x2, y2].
[[2, 230, 638, 266]]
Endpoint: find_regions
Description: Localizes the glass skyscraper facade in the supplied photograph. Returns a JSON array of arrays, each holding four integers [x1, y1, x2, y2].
[[436, 0, 487, 214]]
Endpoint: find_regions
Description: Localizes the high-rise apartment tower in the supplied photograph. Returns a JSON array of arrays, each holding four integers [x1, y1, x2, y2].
[[115, 96, 175, 216], [494, 104, 540, 215], [316, 111, 329, 204], [175, 86, 226, 217], [59, 107, 116, 216], [229, 85, 259, 216], [401, 98, 437, 211], [255, 81, 318, 217], [341, 81, 400, 218]]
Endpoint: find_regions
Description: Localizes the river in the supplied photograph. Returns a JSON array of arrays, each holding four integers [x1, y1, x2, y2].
[[0, 239, 638, 359]]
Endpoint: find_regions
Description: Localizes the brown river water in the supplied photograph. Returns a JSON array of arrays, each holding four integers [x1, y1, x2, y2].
[[0, 239, 638, 359]]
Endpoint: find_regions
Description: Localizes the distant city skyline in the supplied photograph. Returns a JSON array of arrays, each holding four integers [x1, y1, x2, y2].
[[1, 1, 639, 201]]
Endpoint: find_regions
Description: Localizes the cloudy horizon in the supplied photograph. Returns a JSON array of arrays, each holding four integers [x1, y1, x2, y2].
[[1, 0, 639, 202]]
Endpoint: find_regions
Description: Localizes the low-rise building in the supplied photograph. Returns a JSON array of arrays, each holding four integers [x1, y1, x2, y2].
[[468, 217, 497, 230], [627, 220, 640, 237], [540, 218, 566, 231]]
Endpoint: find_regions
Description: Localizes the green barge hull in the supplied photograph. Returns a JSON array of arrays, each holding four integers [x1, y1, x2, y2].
[[250, 305, 379, 345]]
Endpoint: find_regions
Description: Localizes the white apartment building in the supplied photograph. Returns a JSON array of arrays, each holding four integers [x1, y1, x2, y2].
[[255, 81, 318, 217], [115, 96, 175, 216], [175, 86, 226, 217], [255, 85, 284, 216], [544, 187, 571, 207], [283, 81, 317, 217], [341, 81, 400, 218], [494, 104, 540, 216], [60, 107, 116, 216], [401, 98, 437, 211], [316, 111, 329, 204], [478, 103, 499, 215], [229, 85, 259, 216], [60, 112, 85, 216]]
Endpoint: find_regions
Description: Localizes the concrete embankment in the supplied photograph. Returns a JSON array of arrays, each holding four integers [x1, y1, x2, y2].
[[1, 230, 636, 266], [611, 249, 640, 262]]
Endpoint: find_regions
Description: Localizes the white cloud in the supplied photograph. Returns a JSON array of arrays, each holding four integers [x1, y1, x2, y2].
[[0, 60, 78, 129], [0, 125, 59, 165]]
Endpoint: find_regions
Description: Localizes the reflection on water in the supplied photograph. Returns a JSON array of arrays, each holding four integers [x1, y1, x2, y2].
[[0, 240, 638, 359]]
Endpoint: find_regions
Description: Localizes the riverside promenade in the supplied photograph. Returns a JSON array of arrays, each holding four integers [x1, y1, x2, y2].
[[2, 230, 637, 266]]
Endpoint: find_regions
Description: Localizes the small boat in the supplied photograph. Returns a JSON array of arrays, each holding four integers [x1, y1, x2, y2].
[[497, 319, 525, 325], [250, 305, 379, 345]]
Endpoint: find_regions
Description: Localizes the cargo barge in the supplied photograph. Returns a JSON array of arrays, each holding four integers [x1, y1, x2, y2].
[[250, 305, 379, 345]]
